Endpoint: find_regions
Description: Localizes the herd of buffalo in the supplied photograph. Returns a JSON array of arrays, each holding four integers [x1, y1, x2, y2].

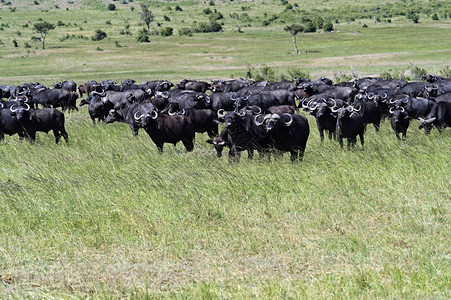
[[0, 74, 450, 161]]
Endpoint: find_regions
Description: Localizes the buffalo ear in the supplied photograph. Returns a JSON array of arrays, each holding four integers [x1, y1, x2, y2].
[[418, 124, 424, 129], [213, 119, 224, 124], [206, 139, 213, 144]]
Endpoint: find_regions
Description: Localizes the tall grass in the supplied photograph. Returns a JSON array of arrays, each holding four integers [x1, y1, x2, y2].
[[1, 108, 450, 298]]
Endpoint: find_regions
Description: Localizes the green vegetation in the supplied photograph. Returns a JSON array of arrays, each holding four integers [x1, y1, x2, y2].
[[0, 1, 450, 297]]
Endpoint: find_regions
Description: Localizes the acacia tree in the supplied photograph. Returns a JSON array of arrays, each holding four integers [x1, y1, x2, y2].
[[33, 21, 55, 49], [139, 3, 154, 33], [284, 24, 304, 54]]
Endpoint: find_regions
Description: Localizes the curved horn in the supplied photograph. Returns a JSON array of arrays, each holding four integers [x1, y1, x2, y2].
[[331, 105, 340, 113], [432, 85, 438, 90], [217, 109, 227, 119], [254, 114, 265, 126], [328, 98, 337, 107], [301, 99, 309, 109], [254, 114, 272, 126], [282, 113, 293, 126], [10, 104, 18, 113], [238, 109, 246, 117], [180, 108, 186, 115], [402, 98, 409, 104], [230, 95, 238, 101], [381, 93, 388, 99], [389, 98, 396, 104], [134, 111, 144, 120], [353, 105, 361, 112], [151, 110, 158, 119], [91, 91, 106, 97], [309, 102, 319, 111], [24, 103, 30, 111], [422, 117, 436, 124], [0, 102, 4, 109], [400, 107, 405, 113], [389, 107, 395, 114], [252, 106, 262, 114], [367, 93, 374, 100]]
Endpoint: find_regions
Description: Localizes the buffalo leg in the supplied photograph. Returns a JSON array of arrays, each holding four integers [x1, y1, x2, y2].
[[290, 150, 298, 162], [182, 138, 194, 152], [395, 132, 401, 141], [319, 128, 324, 142], [53, 129, 61, 144], [130, 124, 139, 137], [247, 149, 254, 159], [374, 122, 380, 132]]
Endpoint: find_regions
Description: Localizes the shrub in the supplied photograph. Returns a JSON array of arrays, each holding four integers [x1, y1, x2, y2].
[[323, 21, 333, 32], [194, 21, 222, 33], [407, 11, 419, 23], [160, 27, 173, 36], [179, 27, 192, 36], [136, 28, 150, 42], [57, 20, 65, 26], [303, 22, 316, 33], [175, 5, 182, 11], [287, 68, 311, 81], [92, 29, 107, 41], [163, 15, 170, 21], [439, 66, 451, 78], [409, 63, 427, 80], [432, 13, 439, 20], [107, 3, 116, 11], [203, 8, 212, 14]]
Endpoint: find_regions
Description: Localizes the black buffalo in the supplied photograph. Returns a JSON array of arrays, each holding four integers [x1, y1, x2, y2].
[[254, 113, 310, 161], [419, 101, 451, 134], [389, 106, 410, 141], [140, 109, 195, 153], [105, 102, 155, 137], [335, 106, 365, 149]]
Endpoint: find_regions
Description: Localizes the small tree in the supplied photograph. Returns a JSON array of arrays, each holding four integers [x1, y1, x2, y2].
[[284, 24, 303, 54], [33, 21, 54, 49], [139, 3, 154, 33]]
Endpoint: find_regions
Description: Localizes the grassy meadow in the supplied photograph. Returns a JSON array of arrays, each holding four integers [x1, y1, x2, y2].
[[1, 0, 451, 298]]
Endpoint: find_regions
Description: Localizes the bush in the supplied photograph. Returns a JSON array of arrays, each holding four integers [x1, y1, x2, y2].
[[194, 21, 222, 33], [287, 68, 311, 81], [203, 8, 212, 14], [303, 22, 316, 33], [439, 66, 451, 78], [432, 13, 439, 20], [163, 15, 170, 22], [407, 11, 419, 23], [91, 29, 107, 41], [175, 5, 182, 11], [107, 3, 116, 11], [409, 63, 427, 80], [323, 21, 333, 32], [179, 27, 192, 36], [160, 27, 173, 36], [56, 20, 65, 26], [136, 29, 150, 42]]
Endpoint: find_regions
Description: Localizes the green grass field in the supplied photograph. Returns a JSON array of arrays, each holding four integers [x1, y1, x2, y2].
[[0, 0, 450, 298]]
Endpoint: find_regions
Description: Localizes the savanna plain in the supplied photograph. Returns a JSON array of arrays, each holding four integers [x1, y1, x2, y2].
[[0, 0, 450, 298]]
